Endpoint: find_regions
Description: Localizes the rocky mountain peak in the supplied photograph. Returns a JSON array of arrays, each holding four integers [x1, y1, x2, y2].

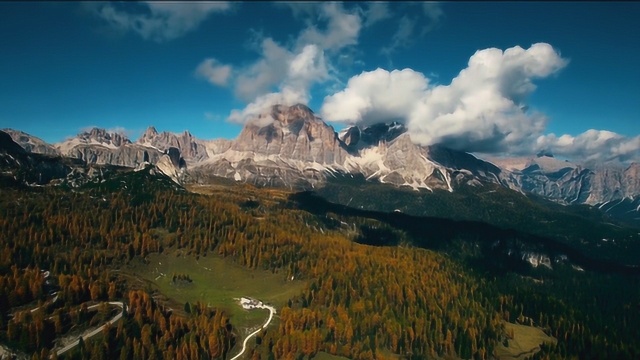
[[136, 127, 208, 163], [269, 103, 317, 124], [79, 127, 131, 147], [225, 103, 349, 171], [261, 104, 324, 131], [141, 126, 158, 140], [339, 126, 361, 147], [340, 122, 407, 151]]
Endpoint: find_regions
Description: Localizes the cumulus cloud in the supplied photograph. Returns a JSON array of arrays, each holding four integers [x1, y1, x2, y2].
[[219, 2, 359, 124], [228, 44, 328, 124], [536, 131, 640, 163], [323, 43, 568, 153], [322, 42, 637, 162], [91, 1, 232, 42], [195, 58, 232, 86], [322, 68, 429, 125], [407, 43, 567, 153]]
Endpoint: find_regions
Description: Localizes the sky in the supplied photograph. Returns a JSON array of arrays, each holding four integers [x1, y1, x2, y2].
[[1, 1, 638, 163]]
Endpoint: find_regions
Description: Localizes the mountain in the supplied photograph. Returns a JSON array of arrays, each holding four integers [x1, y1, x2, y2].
[[56, 127, 159, 167], [190, 104, 351, 188], [1, 127, 186, 186], [137, 126, 218, 164], [596, 195, 640, 225], [3, 104, 639, 223], [190, 104, 503, 192], [51, 127, 187, 183], [495, 153, 640, 206], [0, 130, 82, 186], [3, 128, 60, 156]]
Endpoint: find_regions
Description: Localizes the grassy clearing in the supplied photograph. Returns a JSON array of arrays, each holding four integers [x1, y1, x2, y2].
[[495, 322, 557, 360], [186, 183, 291, 205], [125, 252, 306, 331]]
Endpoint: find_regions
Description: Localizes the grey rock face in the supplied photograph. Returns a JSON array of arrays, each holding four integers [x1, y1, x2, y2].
[[64, 144, 163, 168], [54, 128, 187, 183], [137, 127, 211, 163], [81, 127, 131, 147], [3, 129, 60, 156], [196, 105, 524, 192], [194, 104, 351, 189], [498, 155, 640, 205], [231, 104, 350, 164]]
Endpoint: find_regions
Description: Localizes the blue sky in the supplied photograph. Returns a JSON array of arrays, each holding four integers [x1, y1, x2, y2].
[[1, 2, 638, 162]]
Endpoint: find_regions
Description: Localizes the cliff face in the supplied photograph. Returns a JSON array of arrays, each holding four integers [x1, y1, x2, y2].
[[192, 104, 352, 189], [496, 155, 640, 206], [137, 127, 212, 164], [231, 104, 350, 165]]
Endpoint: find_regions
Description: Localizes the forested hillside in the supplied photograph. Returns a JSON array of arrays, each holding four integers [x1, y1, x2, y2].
[[0, 170, 638, 359]]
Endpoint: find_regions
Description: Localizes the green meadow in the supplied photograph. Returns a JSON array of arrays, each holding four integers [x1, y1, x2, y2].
[[126, 252, 306, 331]]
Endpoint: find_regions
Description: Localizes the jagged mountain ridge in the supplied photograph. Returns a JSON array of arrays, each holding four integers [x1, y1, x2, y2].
[[0, 129, 185, 187], [137, 126, 221, 164], [4, 104, 639, 214]]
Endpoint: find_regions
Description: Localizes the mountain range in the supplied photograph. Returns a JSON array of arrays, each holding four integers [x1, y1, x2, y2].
[[2, 104, 639, 224]]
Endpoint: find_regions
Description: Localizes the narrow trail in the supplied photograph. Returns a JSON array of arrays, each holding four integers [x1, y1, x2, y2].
[[229, 299, 276, 360]]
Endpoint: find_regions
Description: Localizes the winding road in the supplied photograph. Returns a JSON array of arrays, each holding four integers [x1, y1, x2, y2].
[[52, 301, 125, 358], [229, 300, 276, 360], [2, 300, 126, 359]]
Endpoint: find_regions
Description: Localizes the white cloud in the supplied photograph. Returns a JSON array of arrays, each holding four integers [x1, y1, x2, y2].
[[287, 44, 329, 88], [321, 68, 429, 125], [536, 131, 640, 163], [296, 2, 362, 52], [92, 1, 232, 42], [195, 58, 232, 86], [407, 43, 567, 153], [228, 44, 328, 125], [322, 43, 569, 154], [322, 41, 636, 162], [362, 2, 392, 27], [233, 38, 294, 102], [227, 88, 308, 126], [221, 2, 358, 124]]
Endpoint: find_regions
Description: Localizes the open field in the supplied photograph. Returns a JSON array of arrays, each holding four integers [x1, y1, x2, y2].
[[125, 252, 307, 330], [495, 322, 557, 360]]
